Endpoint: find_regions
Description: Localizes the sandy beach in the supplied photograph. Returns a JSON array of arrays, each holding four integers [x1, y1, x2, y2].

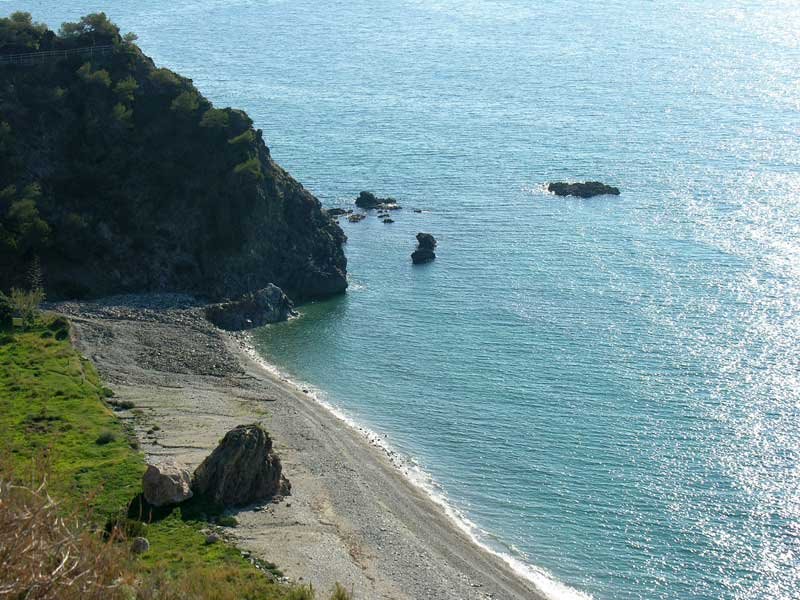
[[52, 295, 546, 600]]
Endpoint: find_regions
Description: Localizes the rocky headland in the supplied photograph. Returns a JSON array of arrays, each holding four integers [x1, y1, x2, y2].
[[0, 17, 346, 302]]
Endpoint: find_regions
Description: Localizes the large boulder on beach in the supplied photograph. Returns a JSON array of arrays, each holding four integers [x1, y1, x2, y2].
[[204, 285, 296, 331], [411, 233, 437, 264], [547, 181, 620, 198], [193, 424, 291, 507], [142, 462, 193, 507]]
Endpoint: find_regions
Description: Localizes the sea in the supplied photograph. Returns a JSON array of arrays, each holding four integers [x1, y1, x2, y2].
[[13, 1, 800, 598]]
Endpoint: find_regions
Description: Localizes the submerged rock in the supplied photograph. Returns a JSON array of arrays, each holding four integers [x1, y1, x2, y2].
[[142, 462, 193, 507], [383, 218, 395, 224], [193, 424, 291, 507], [348, 213, 366, 223], [205, 284, 296, 331], [412, 232, 437, 264], [547, 181, 620, 198]]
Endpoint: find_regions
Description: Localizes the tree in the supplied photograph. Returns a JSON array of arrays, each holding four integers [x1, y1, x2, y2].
[[114, 76, 138, 102], [170, 90, 200, 114], [58, 13, 119, 44]]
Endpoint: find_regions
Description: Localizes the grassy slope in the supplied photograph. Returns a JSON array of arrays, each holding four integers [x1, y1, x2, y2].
[[0, 316, 315, 599]]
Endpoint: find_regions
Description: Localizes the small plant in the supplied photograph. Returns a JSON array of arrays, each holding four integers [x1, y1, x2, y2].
[[330, 583, 353, 600], [286, 586, 315, 600], [109, 399, 134, 410], [2, 287, 45, 328], [95, 430, 116, 445], [217, 515, 238, 528], [101, 387, 115, 398]]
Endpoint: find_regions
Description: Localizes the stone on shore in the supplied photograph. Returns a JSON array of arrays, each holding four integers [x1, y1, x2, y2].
[[142, 462, 193, 507], [204, 284, 296, 331], [131, 537, 150, 554], [412, 232, 437, 264], [193, 423, 291, 507], [547, 181, 620, 198]]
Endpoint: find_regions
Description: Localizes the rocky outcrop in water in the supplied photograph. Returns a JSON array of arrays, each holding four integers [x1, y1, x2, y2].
[[411, 233, 437, 264], [204, 285, 296, 330], [348, 213, 366, 223], [142, 462, 193, 507], [355, 191, 401, 210], [547, 181, 620, 198], [192, 424, 291, 507]]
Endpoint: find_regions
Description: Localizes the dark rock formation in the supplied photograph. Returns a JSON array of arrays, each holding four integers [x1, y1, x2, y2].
[[547, 181, 620, 198], [326, 208, 351, 217], [0, 15, 346, 303], [348, 213, 366, 223], [412, 233, 437, 264], [383, 218, 394, 224], [193, 424, 291, 507], [413, 209, 423, 213], [355, 191, 401, 210], [416, 233, 436, 250], [204, 284, 296, 330], [142, 462, 193, 507]]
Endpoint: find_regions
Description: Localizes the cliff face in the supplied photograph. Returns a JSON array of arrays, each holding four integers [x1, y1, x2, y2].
[[0, 12, 346, 301]]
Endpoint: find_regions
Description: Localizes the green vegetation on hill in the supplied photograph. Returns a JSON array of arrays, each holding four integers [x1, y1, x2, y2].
[[0, 315, 350, 599], [0, 12, 346, 301]]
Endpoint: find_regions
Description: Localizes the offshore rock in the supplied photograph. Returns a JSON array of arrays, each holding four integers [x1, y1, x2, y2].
[[412, 233, 437, 264], [204, 285, 296, 331], [142, 462, 194, 507], [547, 181, 620, 198], [348, 213, 367, 223], [355, 191, 401, 210], [193, 424, 291, 507]]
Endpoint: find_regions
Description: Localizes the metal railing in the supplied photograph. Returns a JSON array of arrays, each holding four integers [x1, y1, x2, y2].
[[0, 44, 115, 66]]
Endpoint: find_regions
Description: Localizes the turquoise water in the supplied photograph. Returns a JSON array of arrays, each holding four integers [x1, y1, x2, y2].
[[18, 1, 800, 598]]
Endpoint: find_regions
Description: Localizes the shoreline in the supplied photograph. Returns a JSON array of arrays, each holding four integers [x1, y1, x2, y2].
[[54, 295, 577, 600], [234, 334, 591, 600]]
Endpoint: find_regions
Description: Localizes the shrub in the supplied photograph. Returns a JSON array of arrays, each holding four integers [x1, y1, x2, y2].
[[150, 67, 182, 88], [109, 399, 136, 410], [217, 515, 238, 528], [171, 90, 200, 114], [2, 287, 45, 328], [233, 157, 263, 181], [95, 430, 116, 445], [47, 315, 70, 332], [77, 63, 112, 88], [228, 129, 255, 146], [330, 583, 353, 600], [200, 108, 230, 130], [0, 477, 132, 600], [286, 587, 316, 600]]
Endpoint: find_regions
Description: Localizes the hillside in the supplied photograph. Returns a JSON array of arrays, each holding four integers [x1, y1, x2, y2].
[[0, 12, 347, 301]]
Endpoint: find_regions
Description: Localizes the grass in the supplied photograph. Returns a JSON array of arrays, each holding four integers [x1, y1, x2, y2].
[[0, 315, 352, 599]]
